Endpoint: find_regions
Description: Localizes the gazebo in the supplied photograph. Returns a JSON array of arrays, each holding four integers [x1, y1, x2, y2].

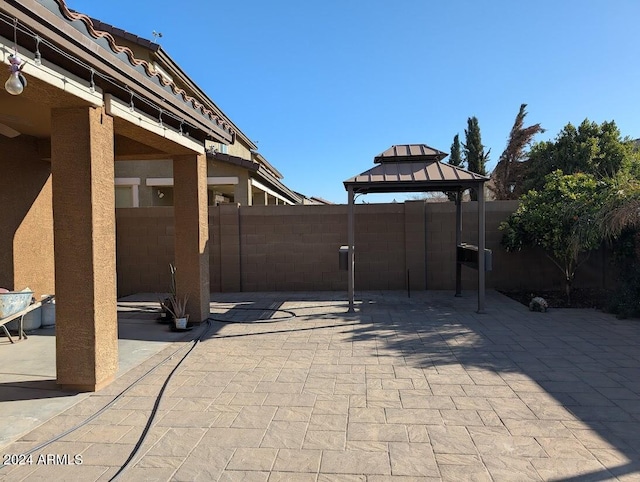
[[343, 144, 489, 313]]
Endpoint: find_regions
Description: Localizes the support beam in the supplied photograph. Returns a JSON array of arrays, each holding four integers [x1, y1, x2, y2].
[[347, 186, 355, 313], [173, 153, 210, 322], [52, 106, 117, 391], [477, 184, 486, 313], [455, 189, 462, 297]]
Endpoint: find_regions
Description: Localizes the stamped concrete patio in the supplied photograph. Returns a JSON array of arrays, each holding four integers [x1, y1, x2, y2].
[[1, 290, 639, 481]]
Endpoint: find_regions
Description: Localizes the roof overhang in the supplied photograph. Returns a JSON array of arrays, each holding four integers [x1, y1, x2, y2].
[[1, 0, 233, 144]]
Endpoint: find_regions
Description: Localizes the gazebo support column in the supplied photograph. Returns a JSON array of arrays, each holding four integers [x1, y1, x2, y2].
[[455, 189, 462, 297], [347, 186, 355, 313], [173, 153, 210, 323], [477, 184, 486, 313], [52, 106, 118, 391]]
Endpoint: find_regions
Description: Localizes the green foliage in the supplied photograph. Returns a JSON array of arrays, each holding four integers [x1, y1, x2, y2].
[[606, 231, 640, 319], [449, 134, 463, 168], [500, 171, 612, 303], [463, 116, 489, 200], [600, 181, 640, 319], [525, 119, 640, 192], [446, 134, 463, 201]]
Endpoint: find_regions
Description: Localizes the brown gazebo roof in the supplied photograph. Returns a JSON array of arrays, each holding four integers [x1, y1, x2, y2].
[[344, 144, 488, 194], [374, 144, 448, 163]]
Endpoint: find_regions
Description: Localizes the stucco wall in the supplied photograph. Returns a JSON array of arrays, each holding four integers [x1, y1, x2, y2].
[[0, 136, 55, 297], [115, 201, 612, 297]]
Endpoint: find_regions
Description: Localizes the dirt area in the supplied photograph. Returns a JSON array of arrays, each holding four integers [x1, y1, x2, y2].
[[497, 288, 611, 309]]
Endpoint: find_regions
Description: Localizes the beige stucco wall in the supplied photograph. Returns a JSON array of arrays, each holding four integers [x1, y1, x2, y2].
[[0, 136, 55, 298], [115, 201, 612, 297], [228, 138, 252, 159]]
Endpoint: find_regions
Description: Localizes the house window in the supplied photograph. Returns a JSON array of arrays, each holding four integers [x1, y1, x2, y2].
[[208, 187, 234, 206], [114, 178, 140, 207], [219, 143, 228, 154]]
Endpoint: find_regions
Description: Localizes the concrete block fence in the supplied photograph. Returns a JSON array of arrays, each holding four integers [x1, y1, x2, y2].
[[115, 201, 611, 297]]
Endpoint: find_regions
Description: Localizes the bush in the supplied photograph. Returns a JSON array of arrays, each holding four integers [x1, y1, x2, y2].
[[606, 231, 640, 319]]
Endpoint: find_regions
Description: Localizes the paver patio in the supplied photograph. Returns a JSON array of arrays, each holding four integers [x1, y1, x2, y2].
[[1, 290, 639, 481]]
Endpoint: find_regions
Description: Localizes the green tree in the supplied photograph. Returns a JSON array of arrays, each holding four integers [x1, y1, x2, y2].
[[500, 171, 611, 304], [463, 117, 490, 200], [598, 176, 640, 240], [449, 134, 463, 168], [446, 134, 463, 201], [595, 177, 640, 318], [525, 119, 639, 192], [490, 104, 544, 200]]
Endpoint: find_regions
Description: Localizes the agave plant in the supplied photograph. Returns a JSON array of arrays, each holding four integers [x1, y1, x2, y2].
[[163, 292, 189, 319]]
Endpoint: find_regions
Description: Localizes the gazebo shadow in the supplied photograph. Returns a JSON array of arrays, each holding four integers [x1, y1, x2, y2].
[[348, 290, 640, 481]]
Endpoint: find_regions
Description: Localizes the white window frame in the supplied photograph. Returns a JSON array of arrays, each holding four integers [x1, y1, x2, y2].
[[114, 177, 141, 207], [146, 177, 239, 187]]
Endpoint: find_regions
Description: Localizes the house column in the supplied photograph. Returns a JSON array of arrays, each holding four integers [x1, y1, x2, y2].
[[51, 106, 117, 391], [173, 153, 210, 322]]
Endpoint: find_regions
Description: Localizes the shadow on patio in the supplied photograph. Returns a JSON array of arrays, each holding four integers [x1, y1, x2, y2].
[[348, 290, 640, 481]]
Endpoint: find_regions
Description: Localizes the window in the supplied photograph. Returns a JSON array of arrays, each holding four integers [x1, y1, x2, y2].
[[114, 178, 140, 207]]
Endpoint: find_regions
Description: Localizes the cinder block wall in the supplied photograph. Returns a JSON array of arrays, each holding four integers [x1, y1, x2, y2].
[[115, 201, 610, 296], [116, 207, 175, 295]]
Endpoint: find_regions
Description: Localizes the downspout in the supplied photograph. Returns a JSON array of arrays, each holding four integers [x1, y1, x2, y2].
[[238, 204, 243, 292]]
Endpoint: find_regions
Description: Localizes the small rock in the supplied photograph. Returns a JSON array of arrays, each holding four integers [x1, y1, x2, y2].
[[529, 296, 549, 312]]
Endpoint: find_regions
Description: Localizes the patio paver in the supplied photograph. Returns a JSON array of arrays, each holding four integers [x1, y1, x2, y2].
[[1, 290, 639, 481]]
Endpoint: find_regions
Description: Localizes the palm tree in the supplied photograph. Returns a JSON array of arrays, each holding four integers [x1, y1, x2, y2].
[[598, 179, 640, 241], [490, 104, 544, 200]]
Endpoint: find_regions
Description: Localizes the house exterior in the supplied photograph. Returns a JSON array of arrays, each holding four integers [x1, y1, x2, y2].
[[87, 19, 301, 207], [0, 0, 253, 391]]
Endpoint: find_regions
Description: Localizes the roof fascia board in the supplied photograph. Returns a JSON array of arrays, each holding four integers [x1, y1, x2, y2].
[[0, 34, 103, 106], [252, 151, 283, 179], [105, 94, 204, 154], [250, 179, 293, 205], [255, 166, 302, 203]]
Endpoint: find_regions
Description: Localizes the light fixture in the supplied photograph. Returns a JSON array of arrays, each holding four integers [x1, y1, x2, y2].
[[5, 19, 26, 95], [5, 53, 26, 95]]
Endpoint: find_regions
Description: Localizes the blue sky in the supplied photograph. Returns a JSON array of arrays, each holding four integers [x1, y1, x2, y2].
[[68, 0, 640, 204]]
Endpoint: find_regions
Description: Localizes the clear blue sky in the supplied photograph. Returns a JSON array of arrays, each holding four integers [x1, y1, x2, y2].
[[68, 0, 640, 204]]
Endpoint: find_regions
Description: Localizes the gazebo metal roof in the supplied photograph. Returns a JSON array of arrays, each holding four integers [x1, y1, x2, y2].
[[344, 144, 488, 194], [343, 144, 489, 314]]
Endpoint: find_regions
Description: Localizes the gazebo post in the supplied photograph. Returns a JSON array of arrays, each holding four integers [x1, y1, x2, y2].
[[477, 183, 486, 313], [455, 189, 462, 297], [347, 186, 355, 313]]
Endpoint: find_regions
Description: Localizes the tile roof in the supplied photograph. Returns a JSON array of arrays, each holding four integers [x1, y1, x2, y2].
[[54, 0, 235, 139]]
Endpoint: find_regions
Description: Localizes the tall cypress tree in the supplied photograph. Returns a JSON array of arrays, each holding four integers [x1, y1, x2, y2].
[[447, 134, 463, 201], [463, 116, 490, 201], [449, 134, 463, 167]]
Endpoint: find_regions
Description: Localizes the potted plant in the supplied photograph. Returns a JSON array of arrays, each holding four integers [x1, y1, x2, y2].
[[164, 292, 190, 330]]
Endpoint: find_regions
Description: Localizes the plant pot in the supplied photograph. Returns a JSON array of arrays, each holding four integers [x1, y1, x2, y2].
[[174, 316, 189, 330]]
